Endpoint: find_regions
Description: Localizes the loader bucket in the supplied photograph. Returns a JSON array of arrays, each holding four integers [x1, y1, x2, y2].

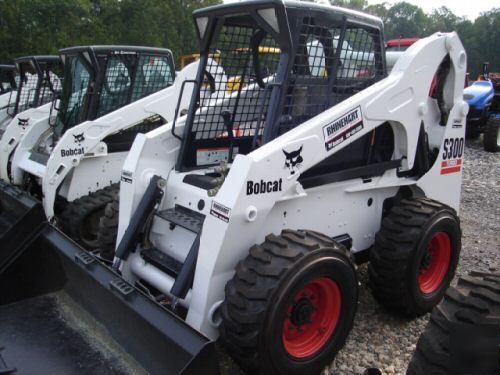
[[0, 180, 46, 274], [0, 187, 219, 374]]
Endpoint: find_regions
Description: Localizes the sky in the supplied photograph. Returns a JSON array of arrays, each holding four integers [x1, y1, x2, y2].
[[223, 0, 498, 20], [366, 0, 498, 20]]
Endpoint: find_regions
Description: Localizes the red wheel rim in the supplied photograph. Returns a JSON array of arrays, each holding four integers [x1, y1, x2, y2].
[[418, 231, 451, 294], [282, 277, 341, 358]]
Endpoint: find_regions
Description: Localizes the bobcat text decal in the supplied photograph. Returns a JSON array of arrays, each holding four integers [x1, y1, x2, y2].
[[61, 147, 85, 157], [246, 178, 282, 195], [323, 106, 363, 151], [61, 133, 86, 157]]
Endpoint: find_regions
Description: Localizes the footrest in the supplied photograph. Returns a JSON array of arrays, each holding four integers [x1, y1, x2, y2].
[[155, 205, 204, 234], [141, 248, 182, 278]]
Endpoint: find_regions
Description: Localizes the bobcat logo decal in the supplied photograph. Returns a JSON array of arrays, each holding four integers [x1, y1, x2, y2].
[[283, 146, 303, 175], [17, 118, 29, 129], [73, 133, 85, 145]]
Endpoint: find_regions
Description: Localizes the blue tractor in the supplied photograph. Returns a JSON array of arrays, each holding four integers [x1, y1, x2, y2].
[[463, 62, 500, 152]]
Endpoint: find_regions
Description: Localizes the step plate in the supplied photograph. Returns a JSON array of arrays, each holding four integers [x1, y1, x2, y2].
[[156, 206, 205, 234], [141, 248, 182, 278]]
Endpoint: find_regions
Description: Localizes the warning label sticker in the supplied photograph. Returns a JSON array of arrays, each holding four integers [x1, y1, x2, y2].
[[210, 201, 231, 223], [322, 106, 363, 151]]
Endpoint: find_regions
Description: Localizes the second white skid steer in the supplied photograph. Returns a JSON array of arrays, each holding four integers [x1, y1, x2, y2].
[[0, 1, 468, 374], [0, 45, 211, 250]]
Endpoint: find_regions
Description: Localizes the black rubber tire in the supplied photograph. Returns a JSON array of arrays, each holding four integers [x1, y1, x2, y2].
[[465, 127, 481, 139], [483, 117, 500, 152], [59, 184, 119, 249], [407, 271, 500, 374], [369, 197, 461, 316], [97, 189, 120, 261], [219, 229, 358, 375]]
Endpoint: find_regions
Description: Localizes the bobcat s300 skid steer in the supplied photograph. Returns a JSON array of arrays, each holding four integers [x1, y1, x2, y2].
[[0, 55, 62, 133], [0, 46, 210, 250], [0, 1, 467, 374]]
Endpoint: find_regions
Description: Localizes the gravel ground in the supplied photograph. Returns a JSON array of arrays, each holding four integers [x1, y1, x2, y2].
[[219, 137, 499, 375], [327, 137, 500, 375]]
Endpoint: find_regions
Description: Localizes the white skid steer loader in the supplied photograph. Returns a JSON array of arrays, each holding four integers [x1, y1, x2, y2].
[[0, 1, 467, 374], [111, 1, 467, 373], [0, 56, 62, 134], [1, 46, 212, 250]]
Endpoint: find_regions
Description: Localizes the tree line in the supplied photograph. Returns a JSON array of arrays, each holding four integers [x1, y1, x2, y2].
[[0, 0, 220, 67], [0, 0, 498, 76], [332, 0, 500, 76]]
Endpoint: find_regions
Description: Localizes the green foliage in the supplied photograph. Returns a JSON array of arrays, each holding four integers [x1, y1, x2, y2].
[[0, 0, 498, 76], [0, 0, 220, 67], [325, 0, 500, 76], [385, 2, 428, 38]]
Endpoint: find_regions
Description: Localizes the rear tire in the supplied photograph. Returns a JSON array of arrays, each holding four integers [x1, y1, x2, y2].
[[407, 271, 500, 374], [59, 184, 118, 249], [465, 127, 481, 139], [97, 191, 119, 261], [219, 229, 358, 375], [483, 117, 500, 152], [369, 197, 461, 316]]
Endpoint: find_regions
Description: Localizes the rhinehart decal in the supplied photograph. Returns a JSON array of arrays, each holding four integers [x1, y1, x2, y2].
[[322, 106, 364, 151]]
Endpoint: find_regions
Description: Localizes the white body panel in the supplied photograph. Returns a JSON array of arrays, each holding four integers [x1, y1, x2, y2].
[[0, 110, 12, 133], [58, 152, 127, 201], [0, 91, 17, 127], [0, 91, 14, 110], [0, 102, 54, 180], [386, 51, 403, 73], [118, 32, 468, 340]]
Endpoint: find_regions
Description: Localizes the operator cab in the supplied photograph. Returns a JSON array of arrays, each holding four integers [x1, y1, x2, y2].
[[177, 0, 387, 172], [53, 45, 176, 140], [6, 56, 63, 119], [0, 65, 18, 95]]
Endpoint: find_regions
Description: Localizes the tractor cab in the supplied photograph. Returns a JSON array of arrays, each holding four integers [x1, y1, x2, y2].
[[177, 0, 386, 171], [463, 62, 500, 150], [5, 56, 62, 120], [0, 64, 18, 95], [53, 45, 175, 138]]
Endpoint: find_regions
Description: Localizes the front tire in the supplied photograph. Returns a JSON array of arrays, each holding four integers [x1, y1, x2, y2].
[[97, 190, 120, 261], [369, 197, 461, 316], [220, 230, 358, 374], [465, 127, 481, 139], [59, 184, 118, 249], [483, 117, 500, 152]]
